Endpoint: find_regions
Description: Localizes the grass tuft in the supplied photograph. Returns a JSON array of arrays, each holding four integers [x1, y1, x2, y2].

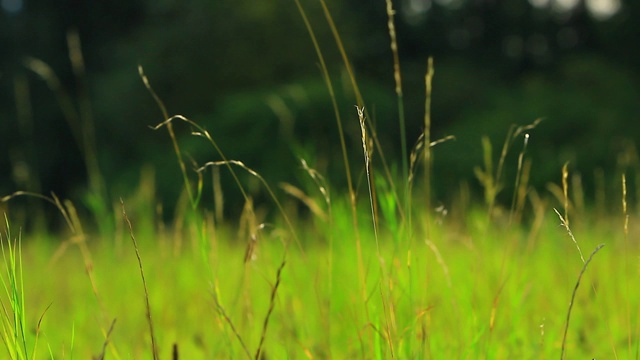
[[0, 215, 28, 360]]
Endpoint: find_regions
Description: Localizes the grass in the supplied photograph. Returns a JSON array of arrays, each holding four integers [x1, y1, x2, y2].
[[2, 1, 639, 358], [2, 205, 636, 358]]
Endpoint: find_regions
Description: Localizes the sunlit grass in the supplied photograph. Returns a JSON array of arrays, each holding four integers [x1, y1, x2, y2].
[[0, 201, 634, 359]]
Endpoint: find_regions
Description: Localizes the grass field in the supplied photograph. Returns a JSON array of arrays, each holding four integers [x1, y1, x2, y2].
[[2, 2, 639, 359], [1, 189, 638, 359]]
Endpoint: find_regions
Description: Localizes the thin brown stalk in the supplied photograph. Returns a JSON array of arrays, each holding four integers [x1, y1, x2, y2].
[[139, 66, 200, 208], [554, 209, 585, 263], [121, 200, 158, 360], [293, 0, 354, 203], [423, 57, 434, 238], [622, 174, 631, 355], [384, 0, 408, 209], [31, 302, 53, 360], [408, 134, 455, 186], [67, 29, 104, 200], [562, 162, 570, 226], [62, 199, 107, 318], [300, 159, 331, 213], [509, 134, 530, 224], [255, 257, 286, 360], [560, 243, 605, 360], [357, 106, 379, 249], [300, 158, 333, 351], [317, 0, 405, 226], [279, 183, 327, 221], [212, 292, 252, 359], [379, 286, 396, 360], [151, 114, 246, 201], [490, 118, 542, 218], [213, 166, 224, 224], [23, 57, 82, 154], [425, 240, 451, 288], [499, 118, 542, 179], [197, 160, 303, 254], [0, 191, 74, 233], [93, 318, 117, 360], [292, 2, 361, 295]]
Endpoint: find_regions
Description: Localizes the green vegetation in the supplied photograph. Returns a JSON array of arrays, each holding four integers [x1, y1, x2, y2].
[[0, 187, 636, 358], [1, 2, 639, 359]]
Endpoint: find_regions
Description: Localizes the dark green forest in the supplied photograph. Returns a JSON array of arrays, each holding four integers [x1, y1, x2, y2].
[[1, 0, 639, 224]]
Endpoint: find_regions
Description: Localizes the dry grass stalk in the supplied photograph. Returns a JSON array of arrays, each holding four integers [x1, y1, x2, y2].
[[554, 209, 585, 263], [378, 286, 396, 360], [488, 118, 542, 218], [299, 158, 333, 353], [509, 134, 531, 224], [32, 302, 53, 360], [67, 29, 103, 199], [622, 174, 629, 238], [92, 318, 116, 360], [622, 174, 632, 354], [1, 191, 74, 232], [514, 159, 532, 223], [425, 240, 452, 288], [212, 289, 252, 359], [356, 106, 379, 248], [560, 243, 605, 360], [385, 0, 408, 192], [525, 190, 547, 252], [255, 257, 286, 360], [139, 67, 200, 208], [297, 5, 397, 337], [594, 168, 606, 217], [562, 162, 570, 226], [317, 0, 405, 227], [279, 183, 328, 221], [571, 173, 585, 214], [212, 284, 252, 360], [300, 159, 331, 212], [151, 114, 246, 202], [292, 0, 355, 205], [239, 198, 259, 263], [197, 160, 303, 254], [422, 57, 435, 238], [213, 166, 224, 224], [121, 199, 158, 360], [22, 57, 82, 149], [408, 134, 455, 185]]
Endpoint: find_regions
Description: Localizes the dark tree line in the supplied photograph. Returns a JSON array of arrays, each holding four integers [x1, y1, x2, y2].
[[1, 0, 638, 220]]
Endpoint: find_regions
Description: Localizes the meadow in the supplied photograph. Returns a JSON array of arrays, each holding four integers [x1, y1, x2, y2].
[[2, 2, 639, 359]]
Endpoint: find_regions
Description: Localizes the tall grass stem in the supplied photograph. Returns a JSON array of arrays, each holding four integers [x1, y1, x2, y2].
[[423, 57, 434, 238], [121, 200, 158, 360], [384, 0, 408, 223], [560, 243, 605, 360]]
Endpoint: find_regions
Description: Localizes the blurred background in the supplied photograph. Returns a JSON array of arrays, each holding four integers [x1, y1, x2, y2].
[[1, 0, 639, 224]]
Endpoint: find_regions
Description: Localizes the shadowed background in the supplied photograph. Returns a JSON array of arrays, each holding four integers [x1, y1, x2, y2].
[[1, 0, 639, 225]]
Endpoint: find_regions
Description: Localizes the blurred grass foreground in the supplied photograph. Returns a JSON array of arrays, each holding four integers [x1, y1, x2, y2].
[[1, 0, 640, 358]]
